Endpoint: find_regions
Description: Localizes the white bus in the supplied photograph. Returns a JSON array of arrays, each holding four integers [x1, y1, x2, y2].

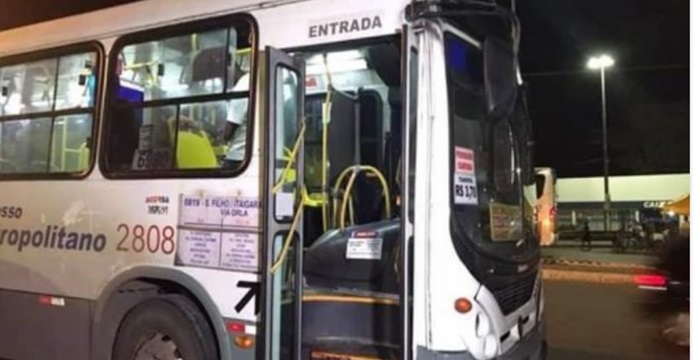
[[534, 168, 557, 246], [0, 0, 546, 359]]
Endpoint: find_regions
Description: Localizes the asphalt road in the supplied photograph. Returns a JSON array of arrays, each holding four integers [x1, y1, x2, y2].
[[544, 281, 689, 360]]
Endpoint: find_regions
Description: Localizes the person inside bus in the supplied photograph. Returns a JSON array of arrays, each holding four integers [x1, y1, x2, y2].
[[222, 62, 248, 169], [107, 74, 141, 171], [221, 31, 252, 170]]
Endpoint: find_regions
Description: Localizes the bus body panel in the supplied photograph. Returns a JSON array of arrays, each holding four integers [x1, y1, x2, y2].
[[425, 21, 483, 357], [0, 0, 409, 57], [0, 174, 258, 307], [0, 0, 288, 55], [0, 288, 91, 360]]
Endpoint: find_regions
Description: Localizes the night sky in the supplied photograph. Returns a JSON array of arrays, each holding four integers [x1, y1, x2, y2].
[[517, 0, 689, 177], [1, 0, 690, 178]]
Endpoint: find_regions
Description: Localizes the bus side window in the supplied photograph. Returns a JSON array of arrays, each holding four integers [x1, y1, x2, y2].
[[103, 18, 256, 176], [0, 48, 99, 176]]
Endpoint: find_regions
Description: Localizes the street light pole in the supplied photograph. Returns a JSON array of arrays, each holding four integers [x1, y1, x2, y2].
[[600, 66, 610, 232], [587, 54, 614, 232]]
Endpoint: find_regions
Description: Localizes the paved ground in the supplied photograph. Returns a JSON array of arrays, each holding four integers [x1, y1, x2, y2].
[[542, 246, 656, 268], [540, 245, 657, 284], [544, 281, 689, 360]]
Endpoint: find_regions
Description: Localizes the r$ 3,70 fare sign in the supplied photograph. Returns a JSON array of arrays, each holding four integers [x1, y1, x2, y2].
[[454, 147, 478, 205]]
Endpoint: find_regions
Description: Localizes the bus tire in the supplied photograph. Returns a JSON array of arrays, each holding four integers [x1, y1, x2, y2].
[[112, 294, 219, 360]]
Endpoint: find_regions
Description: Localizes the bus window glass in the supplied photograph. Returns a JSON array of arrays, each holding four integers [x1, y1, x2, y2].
[[110, 102, 228, 172], [126, 105, 177, 171], [446, 32, 523, 244], [274, 66, 300, 220], [0, 118, 51, 173], [106, 21, 254, 175], [0, 47, 99, 176], [492, 119, 516, 193], [407, 49, 418, 222], [55, 52, 97, 110], [51, 114, 92, 172], [118, 29, 236, 101], [535, 173, 546, 199], [177, 100, 230, 169], [0, 59, 57, 115]]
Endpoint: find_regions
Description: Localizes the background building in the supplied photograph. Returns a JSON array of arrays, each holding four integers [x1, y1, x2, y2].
[[555, 173, 690, 233]]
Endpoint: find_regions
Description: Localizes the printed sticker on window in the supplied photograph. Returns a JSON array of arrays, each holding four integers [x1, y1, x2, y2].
[[454, 174, 478, 205], [489, 202, 523, 242], [454, 146, 478, 205], [454, 146, 475, 174]]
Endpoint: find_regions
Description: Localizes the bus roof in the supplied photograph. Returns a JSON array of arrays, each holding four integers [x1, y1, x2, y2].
[[0, 0, 408, 56]]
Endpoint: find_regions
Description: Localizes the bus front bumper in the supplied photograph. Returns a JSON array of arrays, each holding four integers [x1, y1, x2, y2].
[[417, 319, 547, 360], [497, 320, 547, 360]]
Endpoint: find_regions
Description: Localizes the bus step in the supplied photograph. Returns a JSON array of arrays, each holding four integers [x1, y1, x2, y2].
[[305, 340, 399, 360]]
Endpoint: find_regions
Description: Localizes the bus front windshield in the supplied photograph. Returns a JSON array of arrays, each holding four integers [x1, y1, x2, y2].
[[445, 31, 536, 257]]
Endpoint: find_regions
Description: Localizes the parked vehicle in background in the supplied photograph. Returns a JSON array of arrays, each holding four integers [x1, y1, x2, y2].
[[535, 167, 557, 246], [634, 234, 690, 346]]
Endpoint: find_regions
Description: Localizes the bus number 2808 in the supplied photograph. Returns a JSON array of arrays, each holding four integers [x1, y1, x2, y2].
[[116, 224, 176, 254]]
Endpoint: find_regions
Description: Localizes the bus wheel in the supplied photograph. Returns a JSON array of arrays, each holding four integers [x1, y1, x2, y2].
[[112, 294, 218, 360]]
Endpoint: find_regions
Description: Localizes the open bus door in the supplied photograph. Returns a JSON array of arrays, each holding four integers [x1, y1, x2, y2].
[[259, 46, 306, 360], [260, 23, 421, 359]]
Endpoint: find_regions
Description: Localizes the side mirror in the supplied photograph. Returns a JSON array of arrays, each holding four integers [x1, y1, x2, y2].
[[483, 37, 518, 119]]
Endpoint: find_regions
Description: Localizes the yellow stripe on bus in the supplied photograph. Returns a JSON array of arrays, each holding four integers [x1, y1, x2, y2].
[[301, 294, 399, 306], [311, 351, 387, 360]]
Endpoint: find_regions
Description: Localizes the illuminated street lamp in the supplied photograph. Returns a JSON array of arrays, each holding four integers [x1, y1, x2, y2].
[[587, 54, 615, 231], [587, 54, 615, 71]]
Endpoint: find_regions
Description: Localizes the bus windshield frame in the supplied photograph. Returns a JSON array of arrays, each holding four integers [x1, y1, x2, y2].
[[445, 29, 537, 260]]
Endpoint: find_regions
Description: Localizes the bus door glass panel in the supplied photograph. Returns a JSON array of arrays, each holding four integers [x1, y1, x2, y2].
[[272, 67, 302, 360], [261, 47, 305, 360], [274, 67, 300, 220]]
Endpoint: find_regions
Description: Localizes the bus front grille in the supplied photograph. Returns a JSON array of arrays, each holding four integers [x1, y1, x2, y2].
[[490, 273, 536, 315]]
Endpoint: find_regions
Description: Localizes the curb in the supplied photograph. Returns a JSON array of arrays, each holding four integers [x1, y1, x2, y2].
[[541, 257, 653, 270], [541, 268, 636, 285]]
